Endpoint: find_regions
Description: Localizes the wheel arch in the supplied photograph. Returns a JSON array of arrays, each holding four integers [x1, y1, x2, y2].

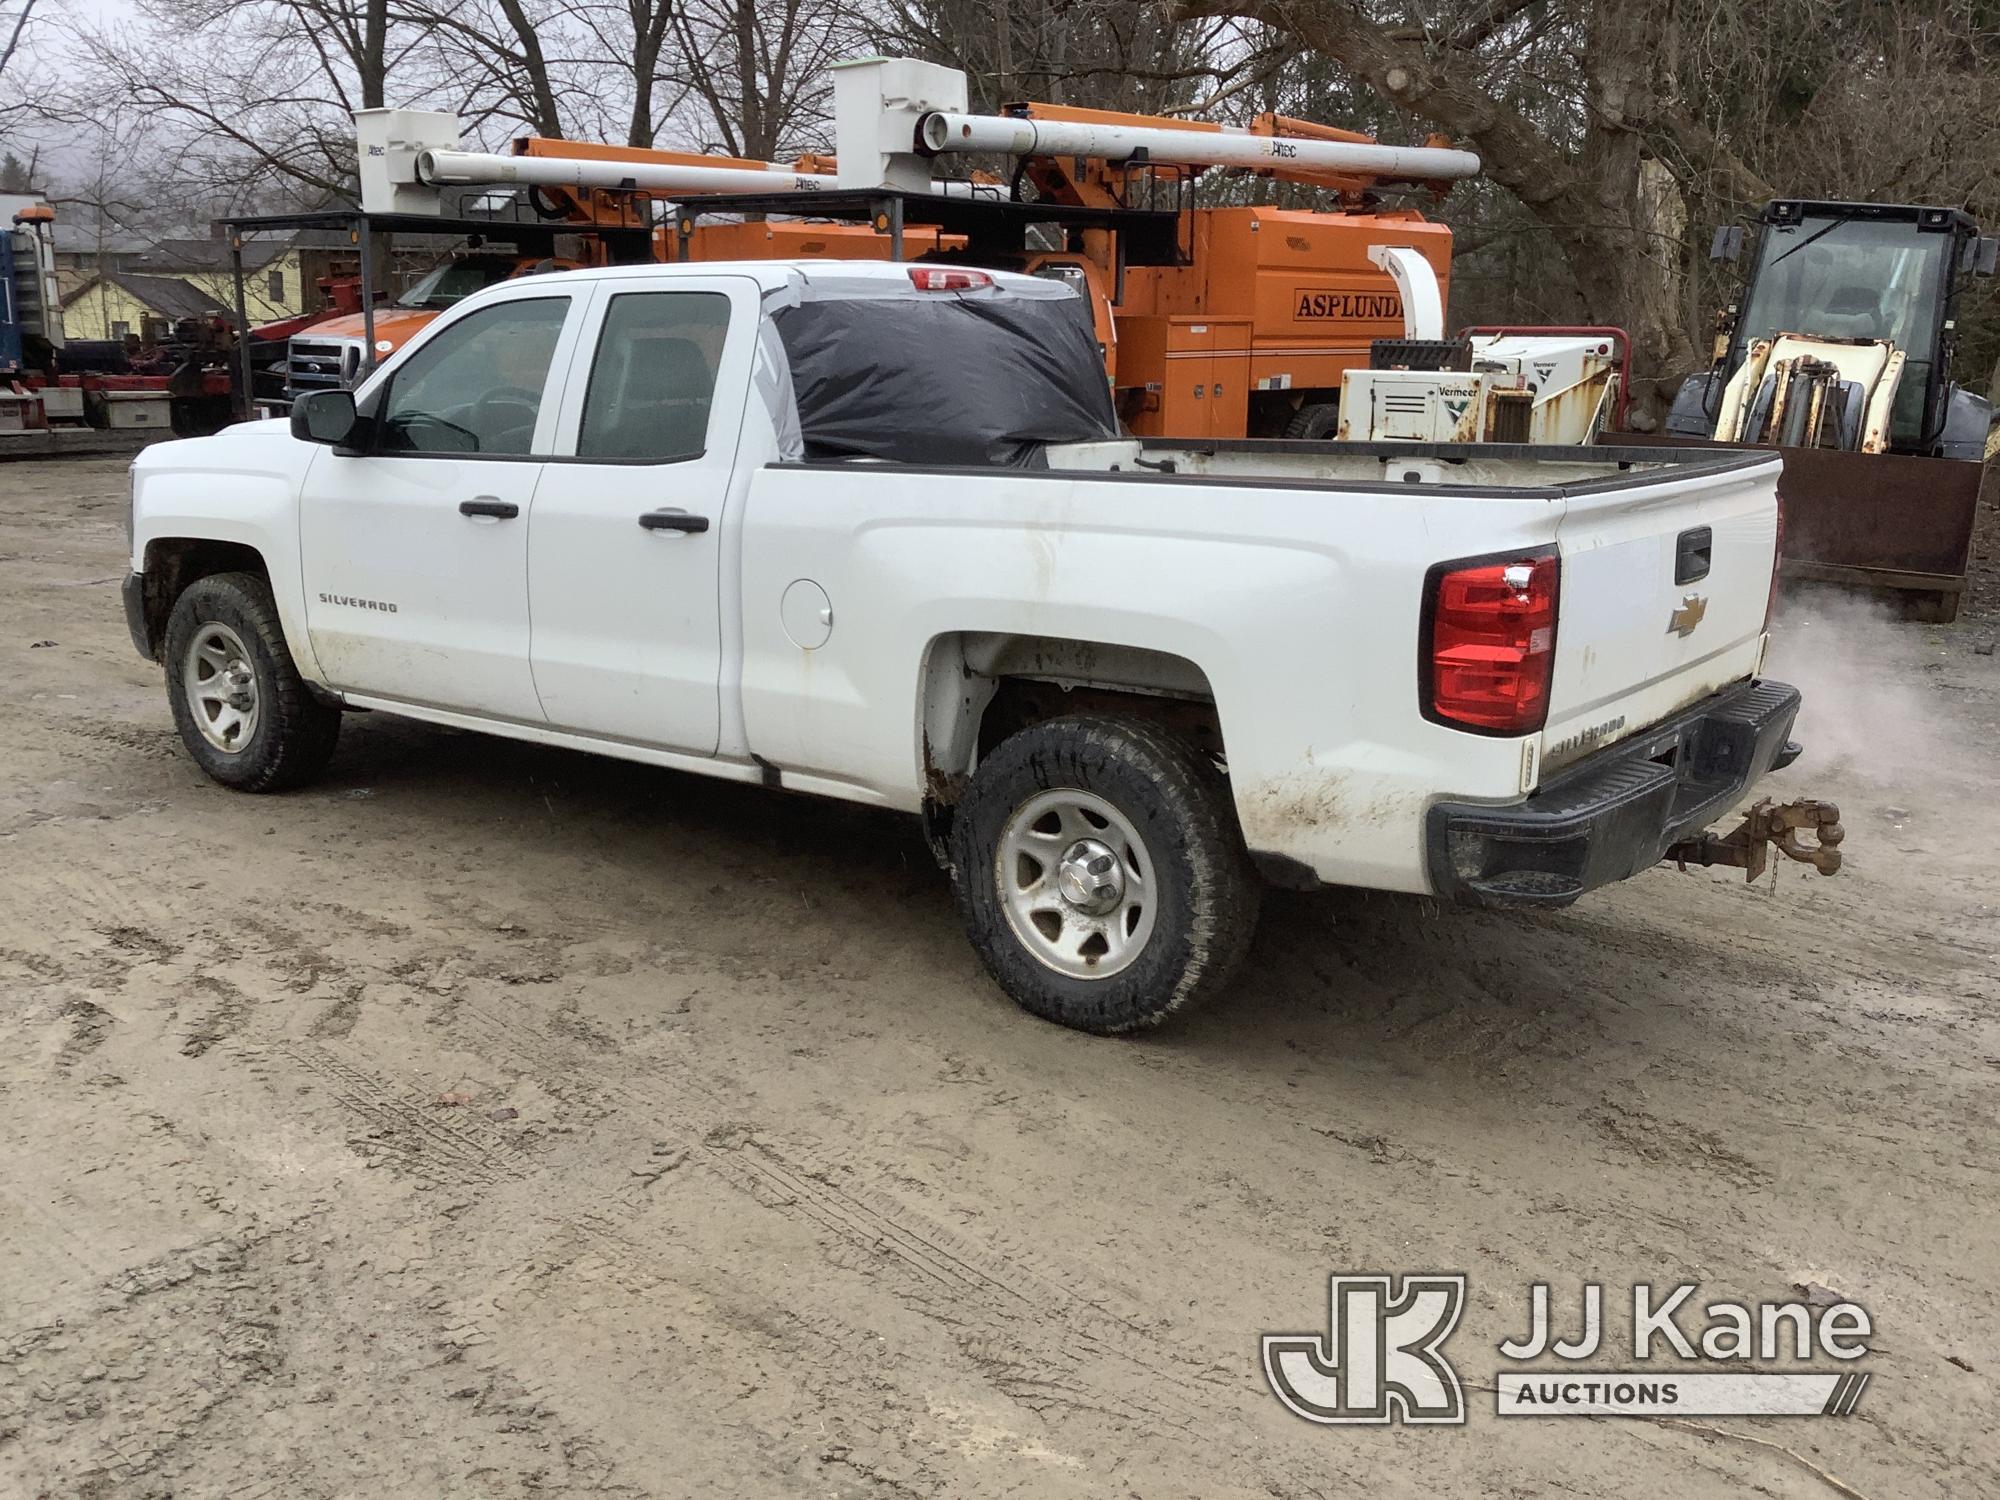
[[136, 538, 271, 663], [160, 565, 343, 791], [915, 630, 1226, 859]]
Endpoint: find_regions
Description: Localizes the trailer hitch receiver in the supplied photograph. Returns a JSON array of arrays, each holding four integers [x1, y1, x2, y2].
[[1666, 798, 1845, 881]]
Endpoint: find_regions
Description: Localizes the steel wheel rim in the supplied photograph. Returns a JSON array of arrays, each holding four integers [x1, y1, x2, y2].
[[182, 622, 260, 754], [997, 788, 1157, 980]]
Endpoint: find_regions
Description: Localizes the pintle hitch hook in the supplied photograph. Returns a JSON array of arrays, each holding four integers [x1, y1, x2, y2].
[[1666, 798, 1845, 881]]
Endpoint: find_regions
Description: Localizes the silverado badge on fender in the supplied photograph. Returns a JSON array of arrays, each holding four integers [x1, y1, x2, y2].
[[1668, 593, 1708, 638]]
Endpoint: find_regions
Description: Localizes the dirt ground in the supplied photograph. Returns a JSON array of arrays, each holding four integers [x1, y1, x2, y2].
[[2, 456, 1997, 1500]]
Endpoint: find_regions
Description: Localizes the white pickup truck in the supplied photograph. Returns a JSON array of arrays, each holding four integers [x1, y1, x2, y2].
[[124, 260, 1829, 1034]]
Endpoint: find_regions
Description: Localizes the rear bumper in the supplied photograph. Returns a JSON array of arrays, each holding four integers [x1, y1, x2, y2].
[[1426, 678, 1802, 907]]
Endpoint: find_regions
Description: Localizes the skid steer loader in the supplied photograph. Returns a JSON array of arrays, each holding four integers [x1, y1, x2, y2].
[[1659, 200, 1996, 620]]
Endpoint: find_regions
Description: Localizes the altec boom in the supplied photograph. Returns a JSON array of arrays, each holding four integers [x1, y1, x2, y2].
[[343, 55, 1483, 439], [915, 111, 1480, 186]]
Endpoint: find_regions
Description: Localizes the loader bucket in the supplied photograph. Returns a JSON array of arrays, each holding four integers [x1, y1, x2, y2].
[[1600, 435, 1983, 622]]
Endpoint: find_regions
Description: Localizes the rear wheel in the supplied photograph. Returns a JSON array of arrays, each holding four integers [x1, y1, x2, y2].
[[1284, 402, 1341, 440], [164, 571, 340, 792], [949, 715, 1259, 1034]]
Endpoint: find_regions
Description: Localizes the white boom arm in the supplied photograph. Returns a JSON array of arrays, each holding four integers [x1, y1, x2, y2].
[[917, 112, 1480, 182], [362, 55, 1474, 220], [416, 147, 1000, 202], [418, 149, 828, 197]]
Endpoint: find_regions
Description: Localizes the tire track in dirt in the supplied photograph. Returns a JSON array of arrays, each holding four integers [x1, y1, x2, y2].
[[437, 994, 1249, 1445], [56, 998, 116, 1069], [45, 716, 186, 764], [78, 883, 1281, 1475], [74, 874, 1951, 1495], [178, 974, 254, 1058], [0, 1200, 658, 1500], [38, 867, 183, 954], [285, 1044, 521, 1187]]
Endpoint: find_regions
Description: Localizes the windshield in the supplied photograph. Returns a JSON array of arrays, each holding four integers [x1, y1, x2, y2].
[[1739, 216, 1948, 445], [394, 257, 521, 310]]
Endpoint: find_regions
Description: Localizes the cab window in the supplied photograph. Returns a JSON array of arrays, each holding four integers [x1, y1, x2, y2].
[[376, 297, 569, 456], [577, 291, 731, 461]]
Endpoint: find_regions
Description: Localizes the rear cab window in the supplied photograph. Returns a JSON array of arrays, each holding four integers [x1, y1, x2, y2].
[[576, 292, 732, 462], [773, 285, 1117, 467]]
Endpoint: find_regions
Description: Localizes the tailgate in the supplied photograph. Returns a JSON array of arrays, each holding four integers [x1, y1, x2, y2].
[[1540, 454, 1782, 773]]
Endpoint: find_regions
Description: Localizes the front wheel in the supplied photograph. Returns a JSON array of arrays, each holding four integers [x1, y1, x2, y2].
[[164, 571, 341, 792], [948, 715, 1260, 1034]]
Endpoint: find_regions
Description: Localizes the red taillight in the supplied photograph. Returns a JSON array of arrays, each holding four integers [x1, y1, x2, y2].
[[1423, 551, 1560, 733], [908, 267, 994, 292]]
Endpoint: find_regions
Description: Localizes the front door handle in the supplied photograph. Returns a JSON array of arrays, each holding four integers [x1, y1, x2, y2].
[[459, 497, 519, 520], [639, 509, 710, 534]]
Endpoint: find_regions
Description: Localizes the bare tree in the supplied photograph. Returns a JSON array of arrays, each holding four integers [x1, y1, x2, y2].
[[1176, 0, 2000, 413], [409, 0, 571, 137], [0, 0, 60, 134], [38, 0, 2000, 398], [873, 0, 1255, 115], [567, 0, 683, 146], [0, 0, 43, 86], [1175, 1, 1780, 410], [667, 0, 859, 158], [61, 0, 444, 201]]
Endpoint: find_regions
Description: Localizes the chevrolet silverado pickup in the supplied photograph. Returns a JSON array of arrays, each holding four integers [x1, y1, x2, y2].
[[124, 260, 1830, 1034]]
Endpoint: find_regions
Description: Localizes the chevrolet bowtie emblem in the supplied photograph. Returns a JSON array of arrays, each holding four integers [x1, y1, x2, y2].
[[1668, 593, 1708, 638]]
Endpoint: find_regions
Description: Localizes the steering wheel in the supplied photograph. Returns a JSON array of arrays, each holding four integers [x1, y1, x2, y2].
[[473, 386, 540, 421], [384, 410, 480, 452], [468, 386, 542, 451]]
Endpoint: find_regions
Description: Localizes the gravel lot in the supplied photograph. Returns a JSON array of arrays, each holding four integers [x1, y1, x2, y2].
[[3, 455, 1997, 1499]]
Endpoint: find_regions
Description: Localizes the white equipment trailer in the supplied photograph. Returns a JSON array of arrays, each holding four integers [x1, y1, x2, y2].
[[1335, 246, 1625, 445]]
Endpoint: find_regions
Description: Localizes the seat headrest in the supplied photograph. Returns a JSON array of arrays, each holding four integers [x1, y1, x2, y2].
[[623, 336, 711, 400]]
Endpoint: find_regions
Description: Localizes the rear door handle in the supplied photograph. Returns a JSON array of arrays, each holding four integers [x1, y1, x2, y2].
[[639, 509, 710, 534], [459, 498, 519, 520]]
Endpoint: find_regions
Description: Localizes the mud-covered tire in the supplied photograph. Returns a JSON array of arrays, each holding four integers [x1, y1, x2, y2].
[[1283, 402, 1341, 440], [163, 570, 340, 792], [949, 715, 1260, 1034]]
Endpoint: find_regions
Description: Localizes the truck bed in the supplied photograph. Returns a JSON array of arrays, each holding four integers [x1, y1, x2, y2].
[[745, 436, 1781, 892], [1045, 437, 1773, 493]]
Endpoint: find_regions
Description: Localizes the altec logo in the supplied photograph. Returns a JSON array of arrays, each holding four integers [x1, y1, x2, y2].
[[1264, 1275, 1874, 1427]]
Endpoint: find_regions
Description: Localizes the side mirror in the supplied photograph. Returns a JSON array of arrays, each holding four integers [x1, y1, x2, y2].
[[1973, 236, 1999, 278], [1709, 226, 1745, 263], [291, 389, 359, 446]]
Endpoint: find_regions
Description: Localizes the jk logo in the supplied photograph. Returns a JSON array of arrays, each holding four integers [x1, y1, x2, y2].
[[1263, 1274, 1467, 1425]]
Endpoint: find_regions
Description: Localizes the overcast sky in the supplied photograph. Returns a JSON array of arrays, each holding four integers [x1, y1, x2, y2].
[[42, 0, 130, 62], [21, 0, 163, 181], [53, 0, 132, 41]]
